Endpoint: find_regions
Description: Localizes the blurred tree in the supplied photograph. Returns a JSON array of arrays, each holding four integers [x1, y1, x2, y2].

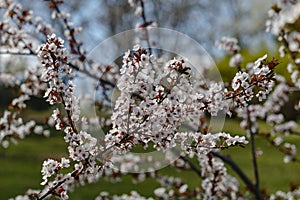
[[9, 0, 274, 55]]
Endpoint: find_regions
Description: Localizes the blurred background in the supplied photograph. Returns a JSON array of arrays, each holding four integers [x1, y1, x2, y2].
[[1, 0, 278, 112], [1, 0, 300, 199]]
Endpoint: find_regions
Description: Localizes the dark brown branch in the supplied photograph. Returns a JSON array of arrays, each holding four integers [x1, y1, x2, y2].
[[65, 61, 115, 88], [50, 0, 82, 56], [179, 155, 204, 179], [246, 106, 263, 200], [0, 51, 35, 56], [211, 151, 263, 199], [139, 0, 152, 54], [37, 179, 66, 200], [37, 169, 79, 200], [60, 92, 78, 134]]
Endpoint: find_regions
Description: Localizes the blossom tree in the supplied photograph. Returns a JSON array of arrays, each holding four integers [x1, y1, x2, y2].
[[0, 0, 299, 199]]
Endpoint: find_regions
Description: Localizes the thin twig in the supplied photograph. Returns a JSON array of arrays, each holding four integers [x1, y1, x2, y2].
[[60, 92, 78, 134], [139, 0, 152, 54], [179, 155, 204, 179], [171, 148, 204, 179], [0, 50, 35, 56], [225, 70, 274, 100], [246, 106, 263, 200]]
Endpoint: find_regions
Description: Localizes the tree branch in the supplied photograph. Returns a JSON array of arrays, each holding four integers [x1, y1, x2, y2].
[[179, 155, 204, 178], [211, 151, 263, 199], [246, 106, 264, 200], [139, 0, 152, 54]]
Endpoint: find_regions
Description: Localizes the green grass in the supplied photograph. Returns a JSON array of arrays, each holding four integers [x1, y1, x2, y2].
[[0, 118, 300, 199], [0, 133, 67, 199]]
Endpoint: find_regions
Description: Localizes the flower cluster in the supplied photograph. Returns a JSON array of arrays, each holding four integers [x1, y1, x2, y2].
[[266, 1, 300, 36], [266, 0, 300, 90], [20, 66, 48, 96], [34, 34, 107, 199], [95, 191, 152, 200], [198, 154, 240, 199], [0, 110, 49, 148], [153, 176, 199, 199], [0, 67, 50, 148], [216, 37, 243, 68], [270, 188, 300, 200], [0, 0, 53, 54], [0, 72, 20, 87], [101, 45, 248, 199], [41, 158, 70, 185], [36, 126, 102, 199], [37, 33, 74, 109], [0, 1, 31, 50], [226, 54, 276, 107], [106, 45, 246, 157], [215, 37, 240, 54]]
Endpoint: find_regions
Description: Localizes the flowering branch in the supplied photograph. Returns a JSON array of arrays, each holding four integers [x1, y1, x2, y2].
[[1, 0, 300, 199]]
